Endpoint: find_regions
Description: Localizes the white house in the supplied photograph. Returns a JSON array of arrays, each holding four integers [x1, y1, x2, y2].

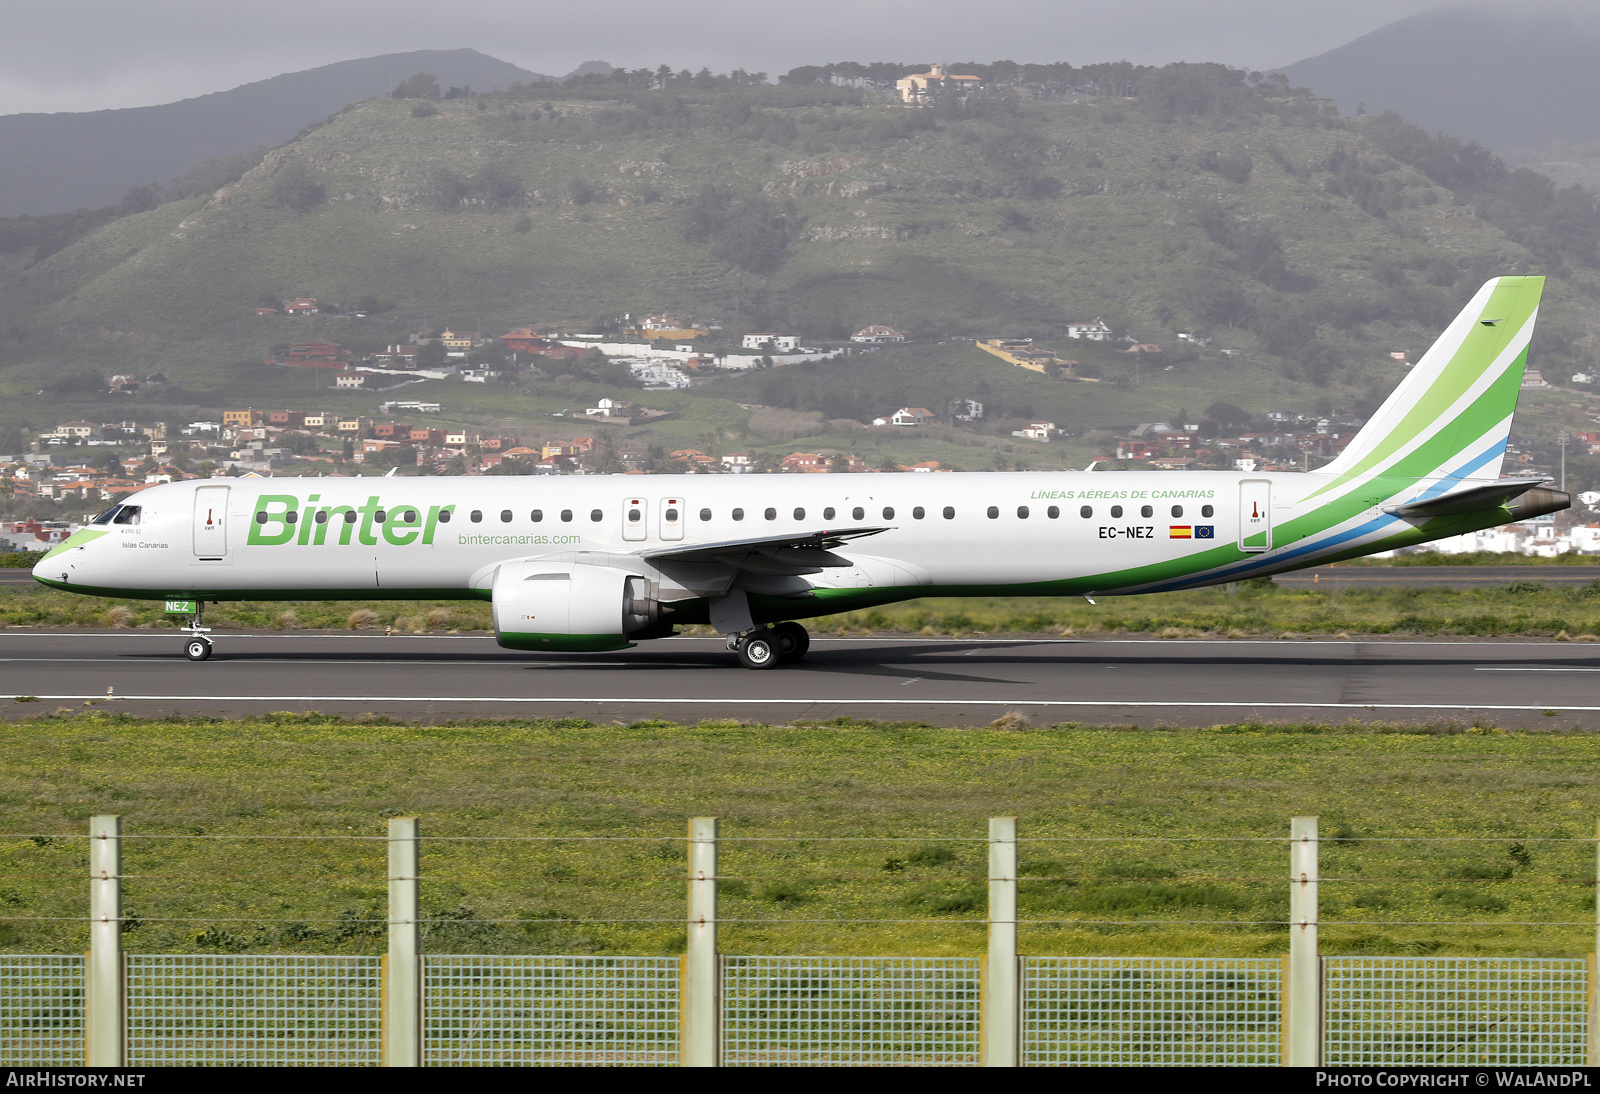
[[1011, 421, 1056, 441], [875, 407, 936, 427], [334, 374, 369, 389], [742, 333, 800, 351], [1065, 319, 1114, 341], [851, 325, 906, 344]]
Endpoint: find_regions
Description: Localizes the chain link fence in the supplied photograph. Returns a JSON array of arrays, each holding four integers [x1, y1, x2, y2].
[[722, 956, 981, 1066], [1022, 957, 1282, 1066], [0, 955, 83, 1066], [124, 954, 381, 1066], [1323, 956, 1588, 1067], [424, 955, 677, 1066]]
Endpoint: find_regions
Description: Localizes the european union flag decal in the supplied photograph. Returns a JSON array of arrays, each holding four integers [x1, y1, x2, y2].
[[1195, 525, 1215, 539]]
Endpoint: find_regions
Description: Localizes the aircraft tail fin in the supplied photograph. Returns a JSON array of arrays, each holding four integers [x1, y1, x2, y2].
[[1311, 276, 1544, 492]]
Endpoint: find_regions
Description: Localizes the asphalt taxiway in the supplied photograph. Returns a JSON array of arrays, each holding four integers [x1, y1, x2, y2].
[[4, 630, 1600, 727]]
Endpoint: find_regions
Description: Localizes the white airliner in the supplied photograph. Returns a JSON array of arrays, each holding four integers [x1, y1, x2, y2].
[[34, 277, 1565, 668]]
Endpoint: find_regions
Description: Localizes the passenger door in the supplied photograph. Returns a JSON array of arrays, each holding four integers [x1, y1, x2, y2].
[[1238, 480, 1271, 553], [192, 485, 230, 560]]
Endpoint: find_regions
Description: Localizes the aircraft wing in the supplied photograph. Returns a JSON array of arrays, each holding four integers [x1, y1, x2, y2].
[[1383, 478, 1552, 519], [640, 526, 891, 571]]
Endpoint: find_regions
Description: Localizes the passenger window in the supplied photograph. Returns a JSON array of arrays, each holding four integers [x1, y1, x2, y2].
[[883, 506, 895, 519], [437, 509, 451, 524], [943, 506, 955, 519], [764, 508, 777, 521], [590, 509, 602, 522], [315, 510, 328, 525], [627, 507, 641, 523], [401, 510, 417, 523], [344, 510, 358, 524], [1018, 506, 1029, 519], [793, 508, 805, 520], [1202, 504, 1214, 518], [823, 507, 835, 520], [987, 506, 999, 519], [699, 508, 712, 521], [560, 510, 573, 522], [254, 512, 268, 524], [1080, 506, 1092, 518], [666, 507, 679, 522], [285, 511, 297, 525], [500, 510, 513, 523], [112, 506, 141, 526], [470, 510, 483, 523], [1047, 506, 1059, 519], [374, 510, 387, 524], [1172, 505, 1184, 518], [913, 506, 925, 519], [1140, 505, 1153, 518], [1110, 505, 1123, 518], [531, 510, 543, 522], [733, 508, 745, 521], [853, 506, 865, 520]]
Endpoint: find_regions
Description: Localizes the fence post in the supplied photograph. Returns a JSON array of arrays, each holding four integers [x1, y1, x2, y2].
[[682, 817, 718, 1067], [383, 816, 420, 1067], [1287, 816, 1320, 1067], [982, 816, 1019, 1067], [85, 814, 123, 1067]]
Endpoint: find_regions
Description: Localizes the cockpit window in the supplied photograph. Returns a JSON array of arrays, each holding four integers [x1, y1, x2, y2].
[[90, 505, 122, 526], [112, 506, 140, 526]]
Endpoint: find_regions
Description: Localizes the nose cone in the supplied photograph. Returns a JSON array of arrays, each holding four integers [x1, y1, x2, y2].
[[32, 544, 71, 587], [31, 527, 109, 588]]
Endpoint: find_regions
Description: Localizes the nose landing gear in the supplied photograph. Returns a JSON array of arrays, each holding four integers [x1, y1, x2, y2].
[[181, 604, 213, 661]]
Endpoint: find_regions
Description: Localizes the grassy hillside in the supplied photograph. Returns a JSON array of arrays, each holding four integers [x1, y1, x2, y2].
[[5, 66, 1600, 469]]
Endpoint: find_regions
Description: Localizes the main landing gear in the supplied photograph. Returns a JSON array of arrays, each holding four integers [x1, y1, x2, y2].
[[729, 622, 810, 670], [182, 604, 213, 661]]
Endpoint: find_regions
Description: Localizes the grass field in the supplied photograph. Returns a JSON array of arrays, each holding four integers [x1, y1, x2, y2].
[[0, 713, 1596, 961], [8, 576, 1600, 638]]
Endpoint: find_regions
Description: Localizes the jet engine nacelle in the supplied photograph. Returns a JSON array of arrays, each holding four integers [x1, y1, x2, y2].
[[490, 560, 662, 652]]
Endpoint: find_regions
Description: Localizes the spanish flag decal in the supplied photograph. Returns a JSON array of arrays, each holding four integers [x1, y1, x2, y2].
[[1169, 526, 1192, 538]]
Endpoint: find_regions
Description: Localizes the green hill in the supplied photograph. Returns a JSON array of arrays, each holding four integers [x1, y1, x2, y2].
[[3, 64, 1598, 471]]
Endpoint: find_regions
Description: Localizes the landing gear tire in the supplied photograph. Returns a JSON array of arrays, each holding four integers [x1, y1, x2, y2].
[[772, 622, 810, 662], [737, 630, 781, 670], [184, 637, 213, 662]]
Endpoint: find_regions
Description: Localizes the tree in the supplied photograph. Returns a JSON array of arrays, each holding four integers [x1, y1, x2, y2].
[[392, 73, 441, 100], [1204, 401, 1252, 430], [683, 185, 791, 274], [271, 165, 325, 213], [120, 183, 162, 215]]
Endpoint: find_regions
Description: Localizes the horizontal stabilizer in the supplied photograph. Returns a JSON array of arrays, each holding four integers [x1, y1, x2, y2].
[[1383, 478, 1555, 518]]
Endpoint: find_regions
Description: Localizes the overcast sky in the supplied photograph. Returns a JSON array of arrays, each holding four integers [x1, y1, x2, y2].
[[0, 0, 1546, 117]]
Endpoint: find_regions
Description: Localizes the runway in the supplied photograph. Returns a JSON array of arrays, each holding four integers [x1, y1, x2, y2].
[[4, 630, 1600, 727]]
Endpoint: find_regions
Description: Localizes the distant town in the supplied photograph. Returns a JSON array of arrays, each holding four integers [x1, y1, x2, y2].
[[2, 298, 1591, 557]]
